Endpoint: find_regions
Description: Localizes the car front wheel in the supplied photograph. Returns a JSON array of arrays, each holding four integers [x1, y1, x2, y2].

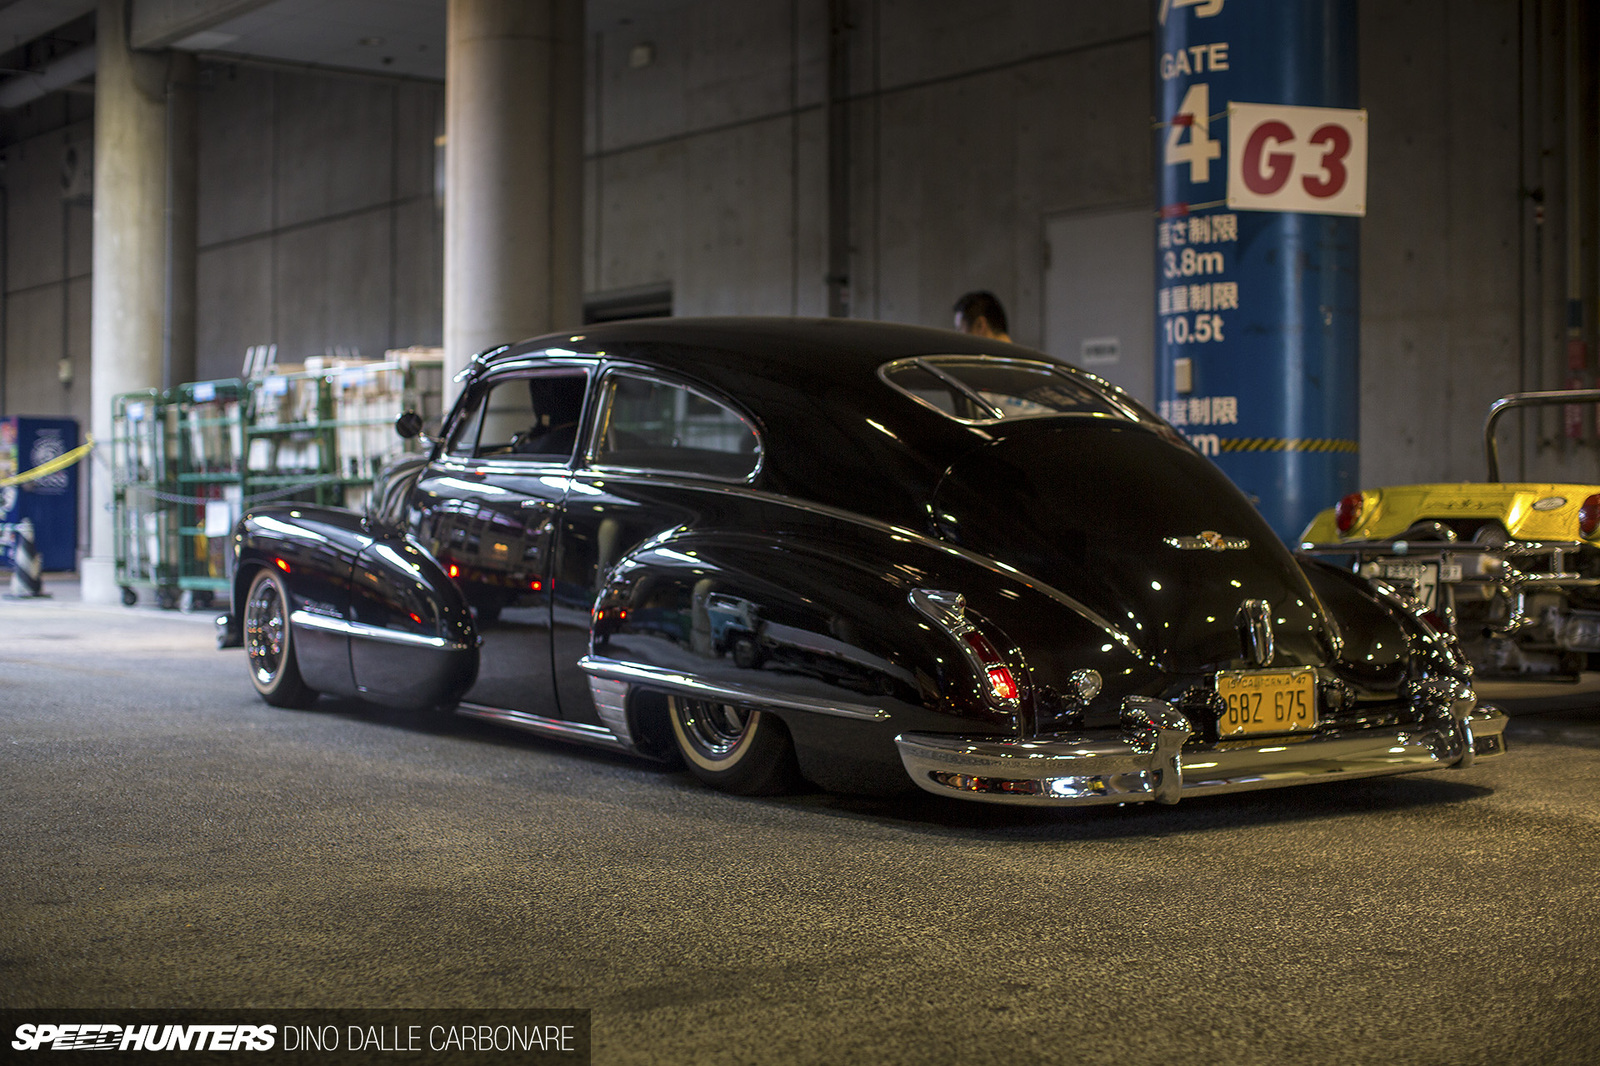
[[244, 568, 319, 709], [667, 696, 799, 795]]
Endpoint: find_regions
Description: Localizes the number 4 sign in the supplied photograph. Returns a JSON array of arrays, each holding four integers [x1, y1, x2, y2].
[[1226, 102, 1367, 216]]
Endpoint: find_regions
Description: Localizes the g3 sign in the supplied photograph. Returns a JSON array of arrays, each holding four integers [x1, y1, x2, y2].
[[1225, 102, 1367, 216]]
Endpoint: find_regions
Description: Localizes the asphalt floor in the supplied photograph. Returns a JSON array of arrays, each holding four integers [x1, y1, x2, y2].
[[3, 573, 1599, 1065]]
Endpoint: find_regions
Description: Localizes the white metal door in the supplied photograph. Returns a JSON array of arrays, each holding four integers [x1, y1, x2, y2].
[[1043, 207, 1155, 405]]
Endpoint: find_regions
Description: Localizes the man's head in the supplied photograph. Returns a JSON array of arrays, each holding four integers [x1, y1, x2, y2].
[[953, 291, 1010, 341]]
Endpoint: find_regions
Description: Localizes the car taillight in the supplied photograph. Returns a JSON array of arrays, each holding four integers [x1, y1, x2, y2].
[[963, 631, 1020, 703], [1335, 492, 1366, 535], [986, 666, 1019, 702], [910, 590, 1026, 710], [1581, 494, 1600, 538]]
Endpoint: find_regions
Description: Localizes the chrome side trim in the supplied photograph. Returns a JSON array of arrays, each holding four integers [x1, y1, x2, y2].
[[895, 700, 1510, 808], [588, 676, 633, 745], [290, 610, 473, 651], [454, 701, 634, 752], [578, 655, 891, 721]]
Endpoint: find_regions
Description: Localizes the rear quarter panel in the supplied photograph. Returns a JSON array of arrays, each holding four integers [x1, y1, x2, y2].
[[589, 523, 1151, 793]]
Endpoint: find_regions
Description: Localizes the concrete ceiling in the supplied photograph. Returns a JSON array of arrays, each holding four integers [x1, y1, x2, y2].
[[162, 0, 448, 81], [0, 0, 696, 89], [0, 0, 450, 84], [0, 0, 96, 59]]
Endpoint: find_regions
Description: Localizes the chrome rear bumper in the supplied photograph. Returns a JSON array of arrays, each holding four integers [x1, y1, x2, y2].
[[894, 701, 1509, 807]]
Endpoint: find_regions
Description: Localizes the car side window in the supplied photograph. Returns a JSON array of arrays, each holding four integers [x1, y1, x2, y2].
[[591, 372, 760, 480], [445, 370, 589, 461]]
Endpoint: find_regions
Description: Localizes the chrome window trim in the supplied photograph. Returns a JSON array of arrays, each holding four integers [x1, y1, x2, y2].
[[428, 454, 580, 477], [441, 357, 599, 464], [581, 363, 764, 485], [913, 358, 1006, 419]]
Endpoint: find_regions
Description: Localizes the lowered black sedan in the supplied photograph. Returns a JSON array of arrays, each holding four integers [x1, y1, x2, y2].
[[220, 318, 1508, 806]]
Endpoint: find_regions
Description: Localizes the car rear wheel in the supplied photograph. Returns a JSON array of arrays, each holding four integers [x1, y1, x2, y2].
[[244, 568, 318, 709], [667, 695, 799, 795]]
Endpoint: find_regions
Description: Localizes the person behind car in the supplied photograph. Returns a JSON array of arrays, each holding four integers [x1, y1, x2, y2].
[[953, 290, 1011, 342]]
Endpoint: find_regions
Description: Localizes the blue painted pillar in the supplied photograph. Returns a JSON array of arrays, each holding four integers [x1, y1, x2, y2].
[[1154, 0, 1361, 543]]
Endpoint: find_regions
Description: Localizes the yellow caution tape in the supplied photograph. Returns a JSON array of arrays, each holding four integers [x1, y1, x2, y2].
[[0, 436, 95, 487], [1218, 437, 1359, 454]]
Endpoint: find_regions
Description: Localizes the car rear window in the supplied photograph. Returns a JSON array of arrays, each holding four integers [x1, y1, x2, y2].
[[881, 356, 1133, 423]]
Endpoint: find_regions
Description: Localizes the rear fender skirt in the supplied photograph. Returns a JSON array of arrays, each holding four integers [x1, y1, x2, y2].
[[348, 535, 479, 710], [234, 505, 371, 698]]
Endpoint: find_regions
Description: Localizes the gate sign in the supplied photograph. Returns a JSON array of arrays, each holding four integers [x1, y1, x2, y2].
[[1227, 102, 1367, 216], [1154, 0, 1361, 544]]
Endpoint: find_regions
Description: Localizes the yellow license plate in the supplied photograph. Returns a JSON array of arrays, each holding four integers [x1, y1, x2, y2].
[[1217, 668, 1318, 736]]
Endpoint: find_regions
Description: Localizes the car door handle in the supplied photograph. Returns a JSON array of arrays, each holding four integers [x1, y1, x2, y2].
[[520, 499, 557, 510]]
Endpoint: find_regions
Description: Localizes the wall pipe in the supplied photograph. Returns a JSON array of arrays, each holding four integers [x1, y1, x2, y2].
[[825, 0, 850, 318]]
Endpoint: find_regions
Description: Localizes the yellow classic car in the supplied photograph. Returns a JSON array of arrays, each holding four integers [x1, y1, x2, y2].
[[1300, 390, 1600, 679]]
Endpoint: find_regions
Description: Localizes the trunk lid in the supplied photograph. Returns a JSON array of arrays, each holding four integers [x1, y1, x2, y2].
[[931, 419, 1338, 672]]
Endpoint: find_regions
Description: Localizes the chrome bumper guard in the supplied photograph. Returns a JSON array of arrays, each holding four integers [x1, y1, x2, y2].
[[895, 695, 1510, 807]]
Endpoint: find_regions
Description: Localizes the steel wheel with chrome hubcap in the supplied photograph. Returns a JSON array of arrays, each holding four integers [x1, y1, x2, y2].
[[244, 568, 318, 708], [667, 695, 800, 795]]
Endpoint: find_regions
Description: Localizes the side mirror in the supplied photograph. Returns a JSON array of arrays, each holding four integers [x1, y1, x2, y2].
[[394, 410, 424, 439]]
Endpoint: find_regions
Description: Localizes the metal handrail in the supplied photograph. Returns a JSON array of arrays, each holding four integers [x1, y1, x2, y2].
[[1483, 389, 1600, 482]]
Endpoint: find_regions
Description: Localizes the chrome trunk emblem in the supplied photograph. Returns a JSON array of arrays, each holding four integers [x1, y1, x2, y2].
[[1236, 599, 1275, 667], [1165, 530, 1249, 551]]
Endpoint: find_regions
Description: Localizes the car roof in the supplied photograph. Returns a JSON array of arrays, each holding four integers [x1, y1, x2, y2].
[[482, 316, 1112, 526], [490, 315, 1042, 382]]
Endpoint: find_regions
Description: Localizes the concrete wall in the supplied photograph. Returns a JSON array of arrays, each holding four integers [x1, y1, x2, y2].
[[585, 0, 1153, 329], [1357, 0, 1579, 487], [587, 0, 1593, 490], [193, 62, 443, 381], [1, 118, 93, 429], [585, 0, 828, 315]]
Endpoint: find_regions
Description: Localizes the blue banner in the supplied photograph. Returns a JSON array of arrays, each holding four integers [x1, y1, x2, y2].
[[1, 417, 80, 572]]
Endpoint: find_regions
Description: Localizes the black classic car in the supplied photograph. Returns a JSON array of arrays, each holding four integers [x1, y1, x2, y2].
[[220, 318, 1508, 806]]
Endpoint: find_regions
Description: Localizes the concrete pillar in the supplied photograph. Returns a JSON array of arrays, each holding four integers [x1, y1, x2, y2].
[[81, 0, 174, 604], [443, 0, 584, 394], [1153, 0, 1361, 543]]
